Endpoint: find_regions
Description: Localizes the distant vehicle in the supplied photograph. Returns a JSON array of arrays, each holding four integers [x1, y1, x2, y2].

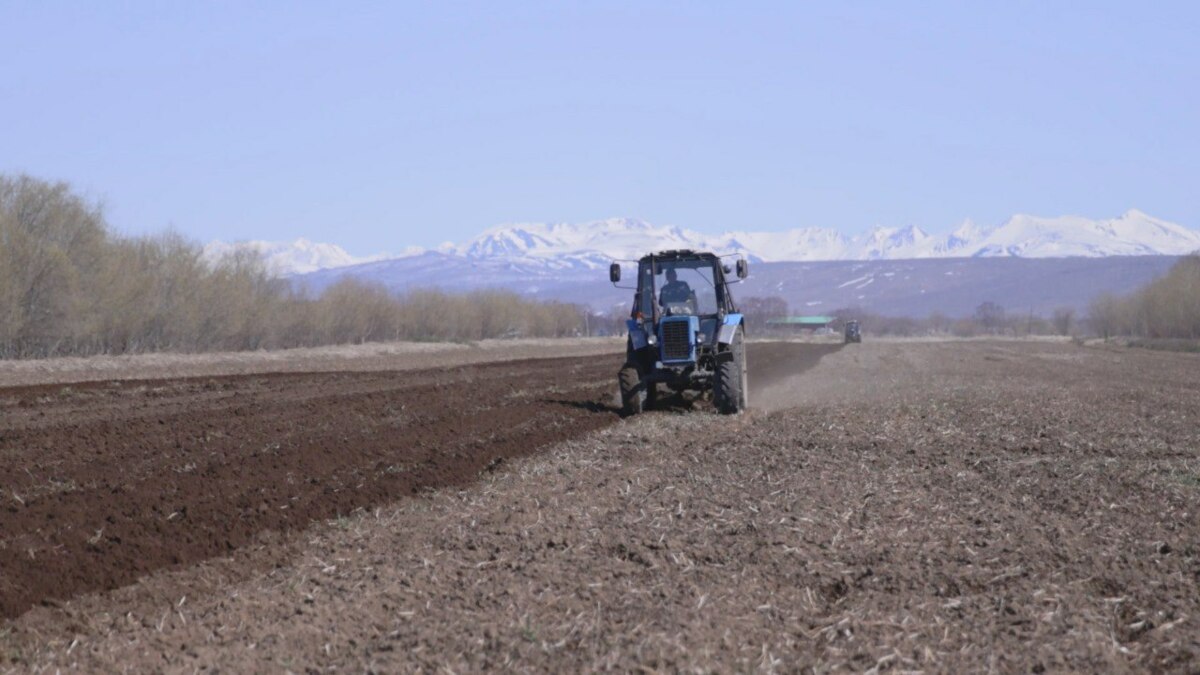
[[609, 250, 749, 415], [844, 320, 862, 344]]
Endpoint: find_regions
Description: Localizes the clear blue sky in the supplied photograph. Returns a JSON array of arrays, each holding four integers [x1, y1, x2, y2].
[[2, 1, 1197, 254]]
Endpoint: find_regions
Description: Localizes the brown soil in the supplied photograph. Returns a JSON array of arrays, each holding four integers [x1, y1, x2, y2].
[[0, 343, 824, 622], [0, 356, 622, 619], [3, 340, 1199, 672]]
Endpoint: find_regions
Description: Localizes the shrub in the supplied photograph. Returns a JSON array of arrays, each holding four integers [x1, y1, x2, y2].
[[0, 174, 591, 358], [1086, 255, 1200, 339]]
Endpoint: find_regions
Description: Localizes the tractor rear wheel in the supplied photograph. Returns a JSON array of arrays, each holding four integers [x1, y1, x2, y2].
[[715, 329, 747, 415], [618, 364, 645, 416]]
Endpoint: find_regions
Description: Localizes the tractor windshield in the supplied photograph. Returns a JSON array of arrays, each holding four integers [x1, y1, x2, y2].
[[638, 258, 719, 318]]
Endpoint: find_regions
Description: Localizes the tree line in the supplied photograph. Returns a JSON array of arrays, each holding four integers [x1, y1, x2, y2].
[[1088, 254, 1200, 340], [0, 174, 591, 358]]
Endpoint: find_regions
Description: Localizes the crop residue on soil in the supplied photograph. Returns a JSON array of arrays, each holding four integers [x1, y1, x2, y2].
[[3, 340, 1198, 672]]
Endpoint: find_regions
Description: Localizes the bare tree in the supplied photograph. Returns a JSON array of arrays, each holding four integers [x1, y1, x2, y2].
[[974, 302, 1006, 334], [1051, 307, 1076, 336]]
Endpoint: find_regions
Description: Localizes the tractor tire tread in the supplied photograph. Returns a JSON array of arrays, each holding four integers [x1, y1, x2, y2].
[[714, 330, 746, 415]]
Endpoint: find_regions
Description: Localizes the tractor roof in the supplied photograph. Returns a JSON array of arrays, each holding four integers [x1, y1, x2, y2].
[[639, 249, 719, 262]]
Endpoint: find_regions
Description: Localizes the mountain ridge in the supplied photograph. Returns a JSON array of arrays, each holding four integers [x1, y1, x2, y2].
[[205, 210, 1199, 276], [447, 209, 1200, 268]]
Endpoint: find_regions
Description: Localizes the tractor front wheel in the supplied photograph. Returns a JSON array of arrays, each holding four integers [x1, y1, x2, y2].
[[715, 330, 747, 415], [618, 364, 645, 416]]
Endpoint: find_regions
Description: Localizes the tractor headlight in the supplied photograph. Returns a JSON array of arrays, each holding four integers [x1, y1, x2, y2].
[[697, 332, 707, 343], [647, 334, 658, 346]]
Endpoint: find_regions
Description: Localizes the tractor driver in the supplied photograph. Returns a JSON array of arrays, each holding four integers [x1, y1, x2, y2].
[[658, 268, 694, 310]]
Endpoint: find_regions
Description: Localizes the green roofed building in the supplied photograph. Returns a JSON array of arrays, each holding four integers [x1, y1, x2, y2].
[[765, 316, 837, 332]]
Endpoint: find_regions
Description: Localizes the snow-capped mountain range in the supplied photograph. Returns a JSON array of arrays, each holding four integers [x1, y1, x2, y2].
[[206, 210, 1200, 276], [201, 238, 393, 275], [453, 210, 1200, 268]]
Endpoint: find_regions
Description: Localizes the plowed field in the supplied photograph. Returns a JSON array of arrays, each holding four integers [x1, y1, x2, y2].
[[0, 342, 836, 621], [2, 339, 1198, 672], [0, 358, 622, 619]]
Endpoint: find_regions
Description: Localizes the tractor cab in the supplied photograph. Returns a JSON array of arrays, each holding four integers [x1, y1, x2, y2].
[[609, 250, 750, 415], [844, 319, 862, 344], [638, 256, 718, 318]]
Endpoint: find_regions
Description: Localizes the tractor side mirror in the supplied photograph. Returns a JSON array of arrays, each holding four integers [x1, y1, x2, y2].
[[609, 263, 621, 283], [736, 258, 749, 279]]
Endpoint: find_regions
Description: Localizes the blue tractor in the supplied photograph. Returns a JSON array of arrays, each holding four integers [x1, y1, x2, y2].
[[608, 250, 750, 415]]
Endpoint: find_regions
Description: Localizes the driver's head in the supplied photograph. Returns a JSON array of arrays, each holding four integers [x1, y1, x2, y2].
[[666, 268, 678, 283]]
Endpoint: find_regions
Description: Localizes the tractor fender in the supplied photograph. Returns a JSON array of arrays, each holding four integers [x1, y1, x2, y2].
[[716, 313, 744, 346], [626, 319, 649, 350]]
